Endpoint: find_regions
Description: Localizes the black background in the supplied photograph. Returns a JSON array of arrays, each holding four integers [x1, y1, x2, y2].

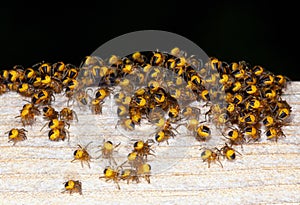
[[0, 2, 298, 80]]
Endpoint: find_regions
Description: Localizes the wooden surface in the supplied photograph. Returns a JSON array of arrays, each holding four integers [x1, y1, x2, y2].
[[0, 82, 300, 205]]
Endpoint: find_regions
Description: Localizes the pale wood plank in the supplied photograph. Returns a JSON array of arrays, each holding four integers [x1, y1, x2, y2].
[[0, 82, 300, 205]]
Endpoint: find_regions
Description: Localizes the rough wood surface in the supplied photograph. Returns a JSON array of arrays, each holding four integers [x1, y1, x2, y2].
[[0, 82, 300, 205]]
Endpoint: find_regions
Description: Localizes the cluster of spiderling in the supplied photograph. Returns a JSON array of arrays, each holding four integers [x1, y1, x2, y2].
[[0, 47, 292, 193], [79, 48, 292, 141], [0, 61, 84, 194], [213, 58, 292, 143], [0, 61, 80, 144], [96, 139, 154, 190], [67, 138, 154, 190], [77, 48, 292, 170], [78, 49, 212, 145]]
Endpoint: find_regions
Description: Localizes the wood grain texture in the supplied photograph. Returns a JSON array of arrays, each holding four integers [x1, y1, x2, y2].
[[0, 82, 300, 205]]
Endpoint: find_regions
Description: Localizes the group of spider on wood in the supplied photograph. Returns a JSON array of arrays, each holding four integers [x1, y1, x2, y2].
[[66, 137, 154, 193]]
